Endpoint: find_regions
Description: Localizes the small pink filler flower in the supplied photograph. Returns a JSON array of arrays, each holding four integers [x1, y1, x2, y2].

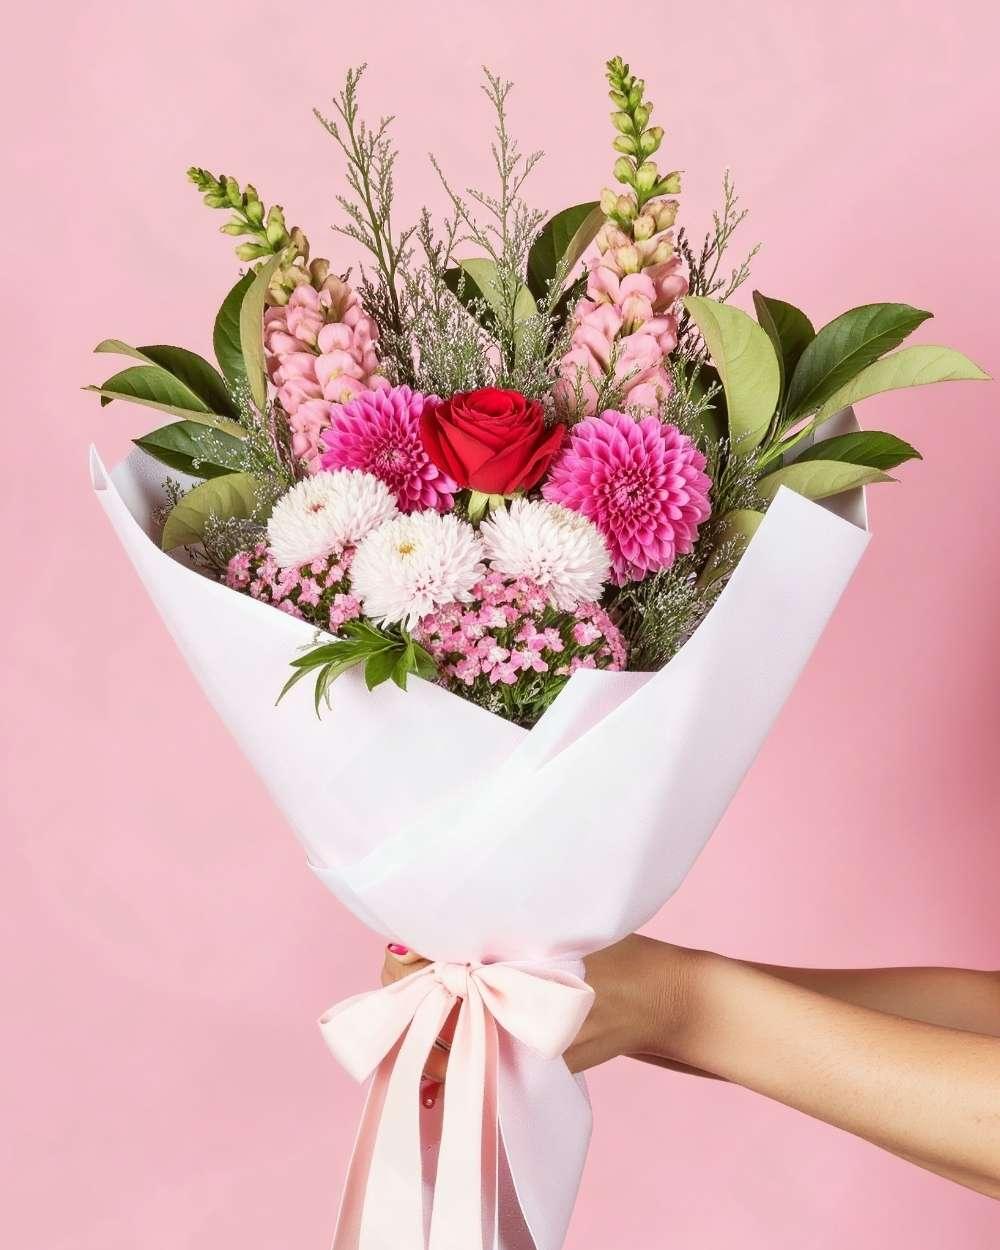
[[320, 385, 459, 514], [543, 409, 712, 584]]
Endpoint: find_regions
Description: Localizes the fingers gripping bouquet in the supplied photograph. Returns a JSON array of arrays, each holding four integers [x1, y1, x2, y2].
[[89, 57, 986, 1250]]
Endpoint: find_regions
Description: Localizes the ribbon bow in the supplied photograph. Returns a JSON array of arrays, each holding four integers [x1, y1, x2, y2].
[[319, 959, 594, 1250]]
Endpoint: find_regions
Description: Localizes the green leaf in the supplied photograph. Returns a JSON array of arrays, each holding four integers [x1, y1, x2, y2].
[[526, 202, 603, 300], [409, 642, 439, 682], [682, 359, 726, 445], [239, 255, 282, 410], [134, 420, 246, 478], [810, 344, 989, 426], [85, 367, 245, 438], [444, 258, 536, 340], [391, 648, 412, 691], [783, 303, 932, 420], [751, 292, 815, 401], [756, 459, 894, 504], [682, 296, 780, 453], [795, 431, 922, 471], [364, 647, 402, 691], [214, 272, 255, 389], [95, 340, 235, 416], [160, 471, 267, 550]]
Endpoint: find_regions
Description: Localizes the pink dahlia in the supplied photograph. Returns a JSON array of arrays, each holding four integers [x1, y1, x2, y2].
[[320, 385, 458, 514], [263, 274, 390, 472], [542, 409, 712, 584]]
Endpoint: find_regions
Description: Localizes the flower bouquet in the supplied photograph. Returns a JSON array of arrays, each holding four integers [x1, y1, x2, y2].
[[90, 57, 986, 1250]]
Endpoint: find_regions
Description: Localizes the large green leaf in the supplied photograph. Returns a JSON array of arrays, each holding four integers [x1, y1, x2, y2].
[[134, 420, 246, 478], [682, 296, 780, 453], [810, 344, 989, 425], [526, 202, 603, 300], [796, 431, 921, 471], [757, 459, 893, 503], [444, 258, 538, 346], [239, 255, 282, 410], [751, 292, 815, 400], [783, 303, 931, 420], [95, 340, 234, 416], [214, 272, 255, 390], [161, 472, 267, 550], [85, 367, 245, 438]]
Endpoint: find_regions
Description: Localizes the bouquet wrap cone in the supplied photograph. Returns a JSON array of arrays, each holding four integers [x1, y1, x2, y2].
[[90, 407, 869, 1250]]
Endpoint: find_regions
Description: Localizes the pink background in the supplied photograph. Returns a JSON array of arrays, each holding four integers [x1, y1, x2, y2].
[[3, 2, 998, 1246]]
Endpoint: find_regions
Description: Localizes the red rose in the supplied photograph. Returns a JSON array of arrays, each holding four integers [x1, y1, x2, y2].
[[419, 387, 565, 495]]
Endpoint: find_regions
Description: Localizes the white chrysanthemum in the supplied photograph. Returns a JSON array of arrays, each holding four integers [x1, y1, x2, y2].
[[480, 498, 611, 609], [351, 511, 485, 630], [266, 469, 398, 569]]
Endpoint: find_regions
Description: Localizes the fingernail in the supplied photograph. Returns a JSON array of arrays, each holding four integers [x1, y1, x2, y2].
[[387, 943, 410, 956]]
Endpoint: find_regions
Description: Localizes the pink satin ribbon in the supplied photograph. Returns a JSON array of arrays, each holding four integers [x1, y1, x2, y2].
[[319, 960, 594, 1250]]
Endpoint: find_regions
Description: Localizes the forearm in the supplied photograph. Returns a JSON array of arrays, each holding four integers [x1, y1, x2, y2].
[[664, 954, 1000, 1196], [748, 963, 1000, 1035]]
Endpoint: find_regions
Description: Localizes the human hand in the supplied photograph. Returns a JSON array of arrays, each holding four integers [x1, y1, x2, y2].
[[380, 935, 698, 1101]]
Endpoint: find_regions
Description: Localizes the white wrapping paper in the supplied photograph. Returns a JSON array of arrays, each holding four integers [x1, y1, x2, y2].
[[90, 408, 869, 1250]]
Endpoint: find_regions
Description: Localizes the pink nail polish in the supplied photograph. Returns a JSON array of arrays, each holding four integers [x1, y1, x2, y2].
[[387, 943, 410, 956]]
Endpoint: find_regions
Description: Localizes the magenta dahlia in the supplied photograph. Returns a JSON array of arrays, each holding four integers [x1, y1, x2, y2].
[[542, 409, 712, 584], [319, 385, 459, 514]]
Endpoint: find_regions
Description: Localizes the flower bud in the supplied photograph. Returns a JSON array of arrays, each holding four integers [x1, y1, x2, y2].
[[614, 245, 640, 274], [633, 213, 655, 241], [288, 226, 309, 261], [600, 187, 619, 216], [308, 257, 330, 286], [657, 172, 682, 195], [202, 192, 227, 209], [628, 82, 645, 107], [595, 222, 631, 253], [609, 90, 628, 109], [245, 198, 265, 226], [615, 193, 638, 222], [220, 221, 246, 236], [649, 238, 675, 265], [236, 242, 272, 261], [634, 161, 659, 193], [611, 110, 633, 135], [265, 205, 288, 247], [224, 175, 242, 207], [613, 157, 634, 184], [634, 104, 651, 130], [651, 199, 679, 231], [613, 134, 638, 156], [639, 127, 664, 158]]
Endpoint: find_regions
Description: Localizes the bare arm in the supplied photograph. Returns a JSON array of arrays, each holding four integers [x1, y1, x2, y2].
[[382, 939, 1000, 1198]]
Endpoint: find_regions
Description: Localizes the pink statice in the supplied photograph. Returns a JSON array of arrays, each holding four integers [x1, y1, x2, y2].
[[263, 273, 390, 473], [223, 542, 360, 633], [413, 571, 627, 725], [554, 198, 688, 418], [543, 409, 712, 585], [320, 386, 458, 513]]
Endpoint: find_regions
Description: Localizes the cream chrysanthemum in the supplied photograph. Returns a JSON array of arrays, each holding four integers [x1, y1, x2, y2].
[[480, 498, 611, 610], [266, 469, 398, 569], [351, 511, 485, 630]]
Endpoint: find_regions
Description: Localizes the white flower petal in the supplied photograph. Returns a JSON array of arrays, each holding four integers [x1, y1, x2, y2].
[[480, 499, 610, 609], [267, 469, 398, 568]]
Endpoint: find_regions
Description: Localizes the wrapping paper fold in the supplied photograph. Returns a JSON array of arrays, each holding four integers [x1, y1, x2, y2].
[[91, 409, 869, 1250]]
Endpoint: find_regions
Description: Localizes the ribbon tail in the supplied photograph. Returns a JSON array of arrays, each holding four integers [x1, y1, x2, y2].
[[331, 1040, 400, 1250], [428, 986, 489, 1250], [338, 987, 453, 1250]]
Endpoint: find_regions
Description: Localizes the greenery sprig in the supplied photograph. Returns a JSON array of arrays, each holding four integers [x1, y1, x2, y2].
[[278, 621, 439, 716], [187, 168, 308, 266]]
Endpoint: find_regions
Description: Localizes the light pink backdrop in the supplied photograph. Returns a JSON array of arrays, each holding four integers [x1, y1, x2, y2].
[[3, 2, 998, 1246]]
